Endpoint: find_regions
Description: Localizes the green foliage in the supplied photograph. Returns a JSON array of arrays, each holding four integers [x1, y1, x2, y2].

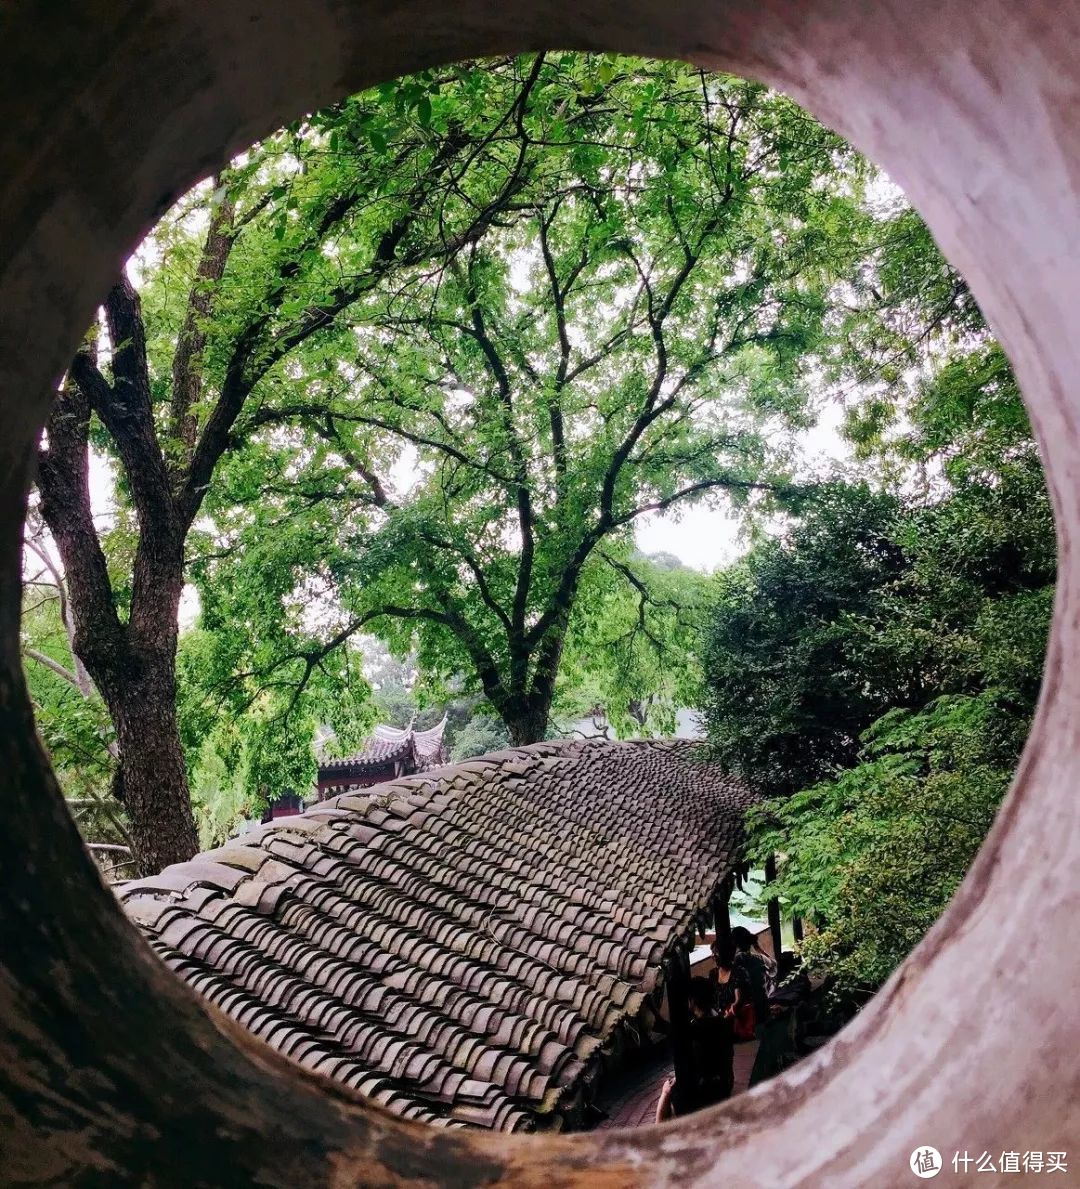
[[704, 296, 1054, 994], [747, 693, 1017, 994], [19, 565, 134, 870], [556, 551, 709, 737], [834, 204, 989, 466], [188, 718, 252, 849], [700, 484, 911, 797], [191, 55, 872, 743], [449, 714, 511, 761], [176, 620, 376, 810], [21, 600, 115, 799]]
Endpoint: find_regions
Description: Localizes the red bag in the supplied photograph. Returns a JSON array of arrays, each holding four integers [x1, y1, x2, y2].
[[733, 1001, 757, 1041]]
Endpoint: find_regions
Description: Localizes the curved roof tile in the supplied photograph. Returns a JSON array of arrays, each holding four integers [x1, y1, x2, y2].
[[120, 738, 753, 1131]]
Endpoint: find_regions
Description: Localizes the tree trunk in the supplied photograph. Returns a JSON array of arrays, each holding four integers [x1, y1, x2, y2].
[[72, 546, 198, 878], [101, 647, 198, 876], [506, 699, 552, 747], [37, 359, 200, 877], [501, 624, 568, 746]]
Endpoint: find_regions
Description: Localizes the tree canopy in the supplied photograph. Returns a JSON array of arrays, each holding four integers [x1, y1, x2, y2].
[[196, 56, 870, 751], [700, 483, 912, 799], [700, 285, 1053, 995]]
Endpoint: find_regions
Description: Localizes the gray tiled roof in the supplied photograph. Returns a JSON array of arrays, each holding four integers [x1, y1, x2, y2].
[[320, 734, 416, 771], [120, 738, 753, 1132], [323, 718, 454, 775]]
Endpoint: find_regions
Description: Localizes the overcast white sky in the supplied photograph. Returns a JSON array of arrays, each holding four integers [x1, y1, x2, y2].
[[633, 503, 745, 570], [634, 398, 851, 571]]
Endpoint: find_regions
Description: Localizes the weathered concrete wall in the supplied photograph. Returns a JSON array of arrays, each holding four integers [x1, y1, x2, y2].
[[0, 2, 1078, 1184]]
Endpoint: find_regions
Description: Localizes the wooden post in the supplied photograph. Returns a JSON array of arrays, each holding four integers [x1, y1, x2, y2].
[[792, 916, 804, 944], [666, 943, 695, 1107], [765, 853, 782, 960], [713, 876, 732, 947]]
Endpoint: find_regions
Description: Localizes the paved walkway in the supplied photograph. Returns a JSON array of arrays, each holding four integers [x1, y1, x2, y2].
[[596, 1039, 760, 1129]]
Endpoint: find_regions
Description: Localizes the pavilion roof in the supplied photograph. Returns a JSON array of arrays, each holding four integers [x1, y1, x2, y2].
[[120, 738, 754, 1132], [319, 715, 448, 776]]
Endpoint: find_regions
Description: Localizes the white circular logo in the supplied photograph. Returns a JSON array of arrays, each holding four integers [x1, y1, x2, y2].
[[909, 1147, 943, 1179]]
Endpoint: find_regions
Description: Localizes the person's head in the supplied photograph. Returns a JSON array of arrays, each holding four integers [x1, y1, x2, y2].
[[710, 939, 735, 971], [730, 925, 756, 953], [688, 977, 715, 1019]]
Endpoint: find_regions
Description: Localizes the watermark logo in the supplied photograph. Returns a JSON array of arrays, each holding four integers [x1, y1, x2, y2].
[[907, 1148, 1069, 1177], [952, 1150, 1068, 1174], [910, 1147, 943, 1179]]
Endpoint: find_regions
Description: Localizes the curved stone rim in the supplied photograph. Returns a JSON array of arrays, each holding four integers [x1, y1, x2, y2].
[[0, 2, 1077, 1184]]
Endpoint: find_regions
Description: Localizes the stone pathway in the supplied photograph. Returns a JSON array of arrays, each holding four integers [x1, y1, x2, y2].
[[596, 1039, 760, 1129]]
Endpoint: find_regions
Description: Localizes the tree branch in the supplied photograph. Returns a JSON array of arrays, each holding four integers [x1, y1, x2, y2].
[[75, 282, 179, 542], [23, 647, 83, 689], [246, 400, 509, 484], [461, 248, 534, 637], [617, 476, 793, 525], [537, 208, 585, 492], [22, 527, 94, 695], [169, 181, 236, 480], [178, 126, 502, 529], [416, 530, 513, 633], [318, 412, 391, 507], [36, 374, 125, 676]]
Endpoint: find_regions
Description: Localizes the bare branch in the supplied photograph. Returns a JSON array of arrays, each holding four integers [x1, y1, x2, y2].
[[23, 647, 83, 689], [22, 529, 94, 696]]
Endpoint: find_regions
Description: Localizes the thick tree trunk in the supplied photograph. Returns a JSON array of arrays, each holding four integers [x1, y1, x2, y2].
[[60, 523, 199, 877], [505, 699, 553, 747], [508, 624, 571, 746], [93, 544, 198, 876], [100, 647, 198, 876], [501, 629, 568, 746], [37, 350, 200, 876]]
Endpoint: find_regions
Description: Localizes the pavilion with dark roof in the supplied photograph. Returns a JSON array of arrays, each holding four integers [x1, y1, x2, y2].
[[120, 738, 759, 1132], [316, 716, 449, 797]]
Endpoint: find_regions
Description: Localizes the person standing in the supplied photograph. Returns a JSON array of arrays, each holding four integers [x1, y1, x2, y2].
[[730, 926, 773, 1023], [655, 978, 735, 1121], [709, 939, 747, 1018]]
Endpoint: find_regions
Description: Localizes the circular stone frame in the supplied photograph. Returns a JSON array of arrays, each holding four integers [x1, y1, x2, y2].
[[0, 2, 1077, 1184]]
